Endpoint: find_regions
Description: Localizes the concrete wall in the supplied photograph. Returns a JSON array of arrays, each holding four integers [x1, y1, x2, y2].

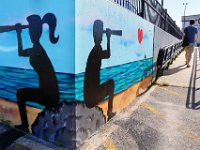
[[0, 0, 178, 148], [153, 26, 181, 78], [75, 0, 154, 114]]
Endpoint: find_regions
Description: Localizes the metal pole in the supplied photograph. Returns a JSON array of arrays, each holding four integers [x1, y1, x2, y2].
[[164, 9, 167, 31], [183, 2, 188, 29], [161, 0, 164, 7], [141, 0, 145, 18]]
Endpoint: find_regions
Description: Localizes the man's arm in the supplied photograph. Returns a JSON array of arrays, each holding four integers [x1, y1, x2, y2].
[[15, 23, 30, 57], [102, 29, 111, 59], [195, 28, 198, 42], [195, 34, 198, 42]]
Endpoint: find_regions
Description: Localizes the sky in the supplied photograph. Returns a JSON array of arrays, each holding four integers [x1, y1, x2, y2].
[[160, 0, 200, 28]]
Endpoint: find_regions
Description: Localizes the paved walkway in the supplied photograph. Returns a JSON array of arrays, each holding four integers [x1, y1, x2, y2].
[[156, 47, 200, 88], [80, 47, 200, 150]]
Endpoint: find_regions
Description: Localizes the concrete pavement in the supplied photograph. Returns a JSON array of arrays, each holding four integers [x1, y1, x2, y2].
[[156, 47, 200, 89], [80, 47, 200, 150]]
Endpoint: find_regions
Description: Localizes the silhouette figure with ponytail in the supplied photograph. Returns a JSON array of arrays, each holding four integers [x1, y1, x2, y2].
[[15, 13, 59, 132], [84, 20, 116, 120]]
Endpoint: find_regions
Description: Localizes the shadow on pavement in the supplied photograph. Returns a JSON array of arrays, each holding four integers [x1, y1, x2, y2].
[[196, 76, 200, 80], [195, 87, 200, 91], [186, 48, 200, 110], [163, 64, 187, 76]]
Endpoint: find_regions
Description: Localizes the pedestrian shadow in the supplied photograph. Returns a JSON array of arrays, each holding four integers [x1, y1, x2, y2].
[[163, 64, 187, 76], [186, 48, 200, 110], [196, 76, 200, 80], [191, 101, 200, 109], [195, 87, 200, 91]]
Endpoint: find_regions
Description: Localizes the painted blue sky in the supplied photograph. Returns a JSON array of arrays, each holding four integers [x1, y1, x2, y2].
[[0, 0, 75, 73], [0, 0, 154, 74], [75, 0, 154, 73]]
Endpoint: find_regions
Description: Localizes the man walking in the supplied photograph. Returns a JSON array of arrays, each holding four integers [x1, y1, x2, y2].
[[184, 19, 198, 67]]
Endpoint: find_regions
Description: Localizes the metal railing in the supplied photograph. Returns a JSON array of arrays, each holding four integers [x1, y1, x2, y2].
[[110, 0, 183, 39], [111, 0, 142, 14], [156, 41, 183, 78]]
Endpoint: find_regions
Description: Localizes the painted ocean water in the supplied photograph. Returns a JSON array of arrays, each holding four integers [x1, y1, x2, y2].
[[0, 58, 152, 109]]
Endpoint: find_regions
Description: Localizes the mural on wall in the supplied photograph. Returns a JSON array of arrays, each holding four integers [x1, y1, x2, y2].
[[0, 1, 74, 73], [84, 20, 122, 120], [15, 13, 60, 132], [75, 0, 154, 115], [0, 1, 78, 148], [32, 0, 154, 147], [0, 0, 154, 148], [0, 0, 75, 108]]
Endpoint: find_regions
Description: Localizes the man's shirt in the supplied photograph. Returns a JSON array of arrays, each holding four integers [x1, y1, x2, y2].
[[185, 26, 198, 44]]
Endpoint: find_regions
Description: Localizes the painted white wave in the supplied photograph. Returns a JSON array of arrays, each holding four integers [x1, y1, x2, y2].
[[0, 45, 17, 52]]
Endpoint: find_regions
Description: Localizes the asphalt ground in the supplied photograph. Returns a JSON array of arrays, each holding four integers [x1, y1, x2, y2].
[[80, 47, 200, 150]]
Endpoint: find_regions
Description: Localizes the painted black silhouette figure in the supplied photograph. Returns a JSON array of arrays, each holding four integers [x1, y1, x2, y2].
[[0, 25, 28, 33], [84, 20, 122, 120], [15, 13, 59, 132]]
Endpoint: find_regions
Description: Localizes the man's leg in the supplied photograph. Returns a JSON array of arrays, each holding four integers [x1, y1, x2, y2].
[[84, 80, 115, 120], [16, 88, 41, 132], [106, 79, 114, 116], [185, 46, 189, 65], [16, 89, 29, 131], [100, 79, 115, 120]]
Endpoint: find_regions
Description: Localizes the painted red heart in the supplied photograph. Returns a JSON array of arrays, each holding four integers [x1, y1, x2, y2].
[[138, 28, 143, 44]]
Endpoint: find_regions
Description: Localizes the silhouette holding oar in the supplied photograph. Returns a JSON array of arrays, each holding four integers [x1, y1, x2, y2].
[[13, 13, 60, 132], [84, 20, 122, 120]]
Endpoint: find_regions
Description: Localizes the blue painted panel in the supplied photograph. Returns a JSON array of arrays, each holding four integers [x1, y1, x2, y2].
[[75, 59, 153, 101], [75, 0, 154, 74], [0, 0, 75, 73]]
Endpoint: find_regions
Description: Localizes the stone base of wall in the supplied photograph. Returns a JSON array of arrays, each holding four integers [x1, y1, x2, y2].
[[0, 124, 60, 149]]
